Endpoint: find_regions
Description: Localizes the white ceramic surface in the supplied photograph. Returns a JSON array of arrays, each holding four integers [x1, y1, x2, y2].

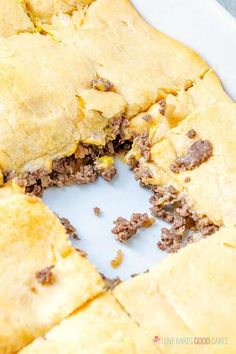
[[43, 0, 236, 280]]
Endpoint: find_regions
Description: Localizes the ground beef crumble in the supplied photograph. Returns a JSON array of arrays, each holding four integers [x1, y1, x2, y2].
[[100, 273, 121, 290], [133, 164, 153, 187], [133, 132, 151, 161], [90, 77, 114, 92], [159, 99, 166, 116], [187, 129, 196, 139], [36, 265, 55, 285], [5, 137, 133, 196], [59, 216, 80, 240], [112, 213, 155, 243], [93, 207, 101, 216], [150, 185, 218, 252], [75, 248, 87, 258], [142, 114, 152, 122], [170, 139, 213, 173], [107, 116, 130, 142], [96, 164, 116, 182]]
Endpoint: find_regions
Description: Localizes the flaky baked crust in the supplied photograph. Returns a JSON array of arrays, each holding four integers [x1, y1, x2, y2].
[[19, 293, 160, 353], [0, 188, 104, 353], [0, 0, 34, 37], [114, 227, 236, 354], [0, 0, 218, 178]]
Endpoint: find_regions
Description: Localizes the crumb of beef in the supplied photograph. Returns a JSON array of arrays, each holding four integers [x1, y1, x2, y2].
[[187, 129, 196, 139], [196, 216, 218, 236], [100, 274, 122, 290], [170, 139, 213, 173], [74, 165, 98, 184], [26, 184, 44, 197], [142, 114, 152, 122], [75, 248, 87, 257], [90, 77, 114, 92], [159, 99, 166, 107], [150, 185, 178, 220], [158, 227, 183, 253], [59, 217, 76, 234], [93, 207, 101, 216], [131, 273, 138, 278], [74, 144, 92, 159], [133, 165, 153, 186], [36, 265, 55, 285], [112, 217, 135, 242], [159, 99, 166, 116], [97, 165, 117, 182], [131, 268, 149, 278], [112, 213, 155, 243], [184, 177, 191, 183], [110, 249, 123, 268], [59, 217, 80, 240], [134, 132, 151, 161], [127, 154, 139, 170], [108, 116, 130, 142], [131, 213, 155, 228], [150, 185, 218, 252]]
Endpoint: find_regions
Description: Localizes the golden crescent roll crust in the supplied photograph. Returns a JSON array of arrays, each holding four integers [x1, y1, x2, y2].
[[45, 0, 210, 118], [114, 227, 236, 354], [0, 0, 34, 37], [0, 33, 95, 173], [129, 70, 231, 143], [0, 0, 228, 178], [24, 0, 95, 24], [0, 188, 104, 353], [19, 293, 160, 354], [145, 103, 236, 227]]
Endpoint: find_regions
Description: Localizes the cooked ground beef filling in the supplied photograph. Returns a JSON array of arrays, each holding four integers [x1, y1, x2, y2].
[[35, 265, 55, 285], [59, 216, 80, 240], [93, 207, 101, 216], [133, 132, 151, 161], [150, 185, 218, 252], [100, 273, 121, 290], [5, 118, 131, 197], [170, 139, 213, 173], [159, 99, 166, 116], [112, 213, 155, 243], [90, 77, 114, 92]]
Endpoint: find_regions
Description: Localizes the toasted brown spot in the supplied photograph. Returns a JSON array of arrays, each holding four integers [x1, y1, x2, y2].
[[36, 265, 55, 285], [170, 139, 213, 173], [112, 213, 154, 243]]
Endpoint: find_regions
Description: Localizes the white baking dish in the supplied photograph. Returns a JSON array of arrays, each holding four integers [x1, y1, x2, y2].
[[43, 0, 236, 280]]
